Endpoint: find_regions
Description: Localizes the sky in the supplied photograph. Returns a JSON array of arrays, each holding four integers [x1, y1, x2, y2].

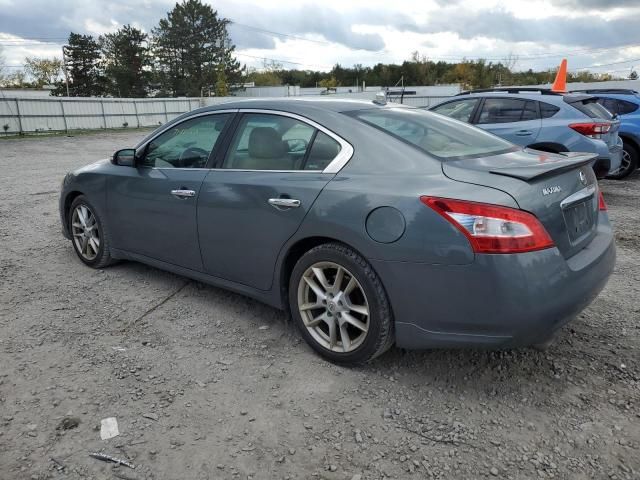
[[1, 0, 639, 77]]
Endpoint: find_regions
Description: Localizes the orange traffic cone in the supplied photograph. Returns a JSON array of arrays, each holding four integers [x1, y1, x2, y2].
[[551, 59, 568, 93]]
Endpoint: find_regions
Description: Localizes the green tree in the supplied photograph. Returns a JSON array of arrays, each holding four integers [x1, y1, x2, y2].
[[52, 33, 105, 96], [101, 25, 151, 97], [24, 57, 63, 87], [319, 76, 339, 89], [152, 0, 241, 96], [0, 46, 6, 84], [214, 66, 228, 96]]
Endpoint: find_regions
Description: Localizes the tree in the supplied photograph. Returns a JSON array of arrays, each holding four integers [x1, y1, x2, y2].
[[101, 25, 151, 97], [52, 33, 105, 96], [152, 0, 242, 97], [0, 46, 5, 84], [319, 76, 339, 89], [24, 57, 63, 87], [630, 70, 638, 80], [214, 66, 228, 96]]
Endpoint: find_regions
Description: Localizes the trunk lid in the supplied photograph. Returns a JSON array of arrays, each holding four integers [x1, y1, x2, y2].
[[442, 148, 600, 259]]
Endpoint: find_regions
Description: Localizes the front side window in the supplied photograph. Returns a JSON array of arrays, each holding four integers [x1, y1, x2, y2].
[[477, 98, 535, 124], [431, 98, 479, 123], [351, 108, 516, 160], [223, 114, 318, 170], [141, 114, 231, 168]]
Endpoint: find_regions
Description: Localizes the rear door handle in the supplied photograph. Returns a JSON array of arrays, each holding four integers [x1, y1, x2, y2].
[[171, 189, 196, 199], [515, 130, 533, 136], [268, 198, 301, 209]]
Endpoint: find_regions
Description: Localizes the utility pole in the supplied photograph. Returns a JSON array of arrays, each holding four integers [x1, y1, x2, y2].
[[61, 46, 70, 97]]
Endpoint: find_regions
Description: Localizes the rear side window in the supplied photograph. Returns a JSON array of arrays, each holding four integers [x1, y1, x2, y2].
[[477, 98, 539, 124], [539, 102, 560, 119], [351, 108, 517, 160], [617, 99, 639, 115], [431, 98, 479, 123], [304, 132, 341, 170], [569, 98, 613, 119]]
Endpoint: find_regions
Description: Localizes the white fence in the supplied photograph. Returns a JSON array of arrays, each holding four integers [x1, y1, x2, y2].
[[0, 97, 208, 135], [0, 94, 450, 135]]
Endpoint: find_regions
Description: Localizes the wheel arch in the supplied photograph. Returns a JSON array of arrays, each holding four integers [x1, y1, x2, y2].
[[62, 190, 85, 231], [278, 236, 371, 310], [618, 133, 640, 153]]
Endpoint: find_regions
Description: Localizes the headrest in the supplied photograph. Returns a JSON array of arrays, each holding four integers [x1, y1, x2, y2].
[[248, 127, 286, 159]]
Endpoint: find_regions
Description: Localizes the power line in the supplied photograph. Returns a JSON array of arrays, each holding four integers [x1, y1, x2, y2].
[[234, 52, 333, 70], [229, 21, 333, 46]]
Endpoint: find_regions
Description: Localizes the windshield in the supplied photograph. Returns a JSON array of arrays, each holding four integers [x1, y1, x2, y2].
[[349, 107, 517, 160]]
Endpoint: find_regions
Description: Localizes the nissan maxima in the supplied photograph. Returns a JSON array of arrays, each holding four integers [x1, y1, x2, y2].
[[59, 99, 615, 365]]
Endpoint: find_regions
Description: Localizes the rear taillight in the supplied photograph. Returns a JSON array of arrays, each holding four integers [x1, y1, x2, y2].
[[598, 191, 607, 211], [569, 122, 611, 139], [421, 196, 555, 254]]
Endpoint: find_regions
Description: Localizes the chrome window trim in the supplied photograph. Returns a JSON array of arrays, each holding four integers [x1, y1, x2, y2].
[[134, 108, 354, 174], [218, 108, 354, 174]]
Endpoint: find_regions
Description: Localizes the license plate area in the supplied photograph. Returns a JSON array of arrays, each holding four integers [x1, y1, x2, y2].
[[563, 198, 595, 244]]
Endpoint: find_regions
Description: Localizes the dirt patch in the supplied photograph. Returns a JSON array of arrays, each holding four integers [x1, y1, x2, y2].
[[0, 132, 638, 479]]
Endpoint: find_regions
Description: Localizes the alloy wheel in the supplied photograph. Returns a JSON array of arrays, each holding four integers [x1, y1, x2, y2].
[[297, 261, 370, 353], [71, 204, 100, 261], [612, 149, 632, 177]]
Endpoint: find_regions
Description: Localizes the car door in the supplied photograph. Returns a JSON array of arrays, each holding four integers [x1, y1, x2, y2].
[[197, 111, 348, 290], [474, 97, 541, 146], [108, 112, 234, 271]]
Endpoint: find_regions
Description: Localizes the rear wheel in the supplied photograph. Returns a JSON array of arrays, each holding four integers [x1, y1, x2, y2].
[[289, 243, 394, 365], [69, 195, 114, 268], [606, 141, 638, 179]]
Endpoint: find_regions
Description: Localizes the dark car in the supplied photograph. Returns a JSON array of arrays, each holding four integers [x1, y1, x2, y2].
[[59, 99, 615, 365]]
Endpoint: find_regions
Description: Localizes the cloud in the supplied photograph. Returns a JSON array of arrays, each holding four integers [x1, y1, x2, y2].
[[400, 7, 640, 49]]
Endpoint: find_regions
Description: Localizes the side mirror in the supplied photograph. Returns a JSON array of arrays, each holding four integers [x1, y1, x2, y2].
[[113, 148, 136, 167]]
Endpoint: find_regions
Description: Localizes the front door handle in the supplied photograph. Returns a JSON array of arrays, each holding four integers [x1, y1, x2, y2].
[[515, 130, 533, 136], [268, 198, 301, 209], [171, 189, 196, 199]]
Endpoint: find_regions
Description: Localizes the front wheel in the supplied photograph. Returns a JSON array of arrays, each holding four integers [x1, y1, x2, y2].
[[607, 142, 638, 179], [68, 195, 114, 268], [289, 243, 394, 365]]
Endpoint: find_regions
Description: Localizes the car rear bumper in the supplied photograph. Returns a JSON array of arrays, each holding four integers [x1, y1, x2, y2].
[[370, 214, 616, 349], [606, 137, 623, 175]]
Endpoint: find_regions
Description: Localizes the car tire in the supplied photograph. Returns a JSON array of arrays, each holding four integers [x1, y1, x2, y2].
[[289, 242, 394, 365], [606, 141, 638, 179], [68, 195, 114, 269]]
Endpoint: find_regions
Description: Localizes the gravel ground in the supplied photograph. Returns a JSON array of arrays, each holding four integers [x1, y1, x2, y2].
[[0, 130, 639, 480]]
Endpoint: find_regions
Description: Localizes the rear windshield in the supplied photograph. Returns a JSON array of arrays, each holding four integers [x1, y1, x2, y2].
[[349, 108, 517, 160], [566, 97, 613, 119]]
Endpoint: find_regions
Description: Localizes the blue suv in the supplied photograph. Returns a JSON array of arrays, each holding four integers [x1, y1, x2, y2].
[[429, 88, 623, 179], [571, 89, 640, 178]]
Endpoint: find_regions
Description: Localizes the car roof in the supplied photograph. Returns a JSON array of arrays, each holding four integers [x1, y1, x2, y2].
[[192, 97, 401, 115]]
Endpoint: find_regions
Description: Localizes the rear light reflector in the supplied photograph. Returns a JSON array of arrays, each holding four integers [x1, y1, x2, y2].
[[569, 122, 611, 138], [421, 196, 555, 254], [598, 191, 607, 211]]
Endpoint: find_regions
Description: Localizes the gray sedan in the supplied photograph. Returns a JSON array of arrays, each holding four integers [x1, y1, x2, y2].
[[59, 99, 615, 365]]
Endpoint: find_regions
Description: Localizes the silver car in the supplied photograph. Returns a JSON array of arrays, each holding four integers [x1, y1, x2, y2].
[[59, 99, 615, 365]]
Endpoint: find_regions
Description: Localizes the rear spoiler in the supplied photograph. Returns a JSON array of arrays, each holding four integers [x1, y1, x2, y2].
[[489, 151, 597, 181]]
